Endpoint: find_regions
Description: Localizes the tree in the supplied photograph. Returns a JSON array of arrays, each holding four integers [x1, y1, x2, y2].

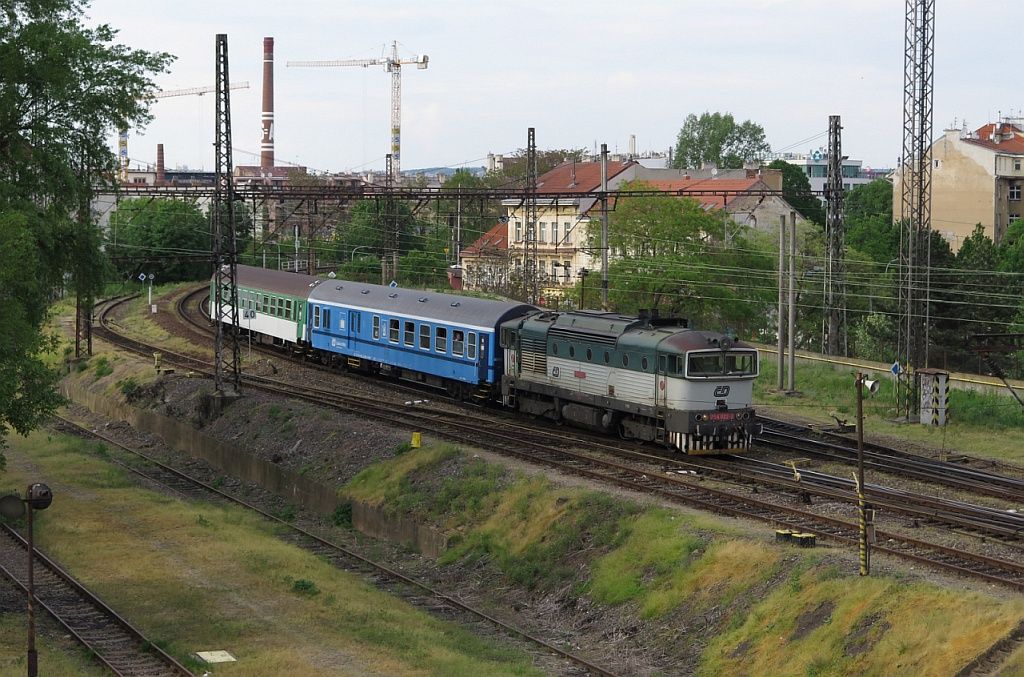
[[844, 180, 899, 264], [592, 181, 727, 258], [108, 199, 212, 282], [767, 160, 826, 225], [333, 199, 419, 256], [0, 0, 171, 456], [672, 112, 770, 170], [498, 148, 586, 184]]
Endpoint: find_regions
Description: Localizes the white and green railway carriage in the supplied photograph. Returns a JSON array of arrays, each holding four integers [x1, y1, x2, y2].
[[500, 310, 759, 454], [210, 265, 316, 346]]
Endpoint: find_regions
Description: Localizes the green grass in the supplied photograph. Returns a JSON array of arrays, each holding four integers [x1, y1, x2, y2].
[[4, 431, 547, 676], [588, 509, 704, 607], [756, 360, 1024, 463]]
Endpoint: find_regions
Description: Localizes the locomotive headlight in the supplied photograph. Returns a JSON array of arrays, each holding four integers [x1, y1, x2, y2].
[[694, 414, 704, 421]]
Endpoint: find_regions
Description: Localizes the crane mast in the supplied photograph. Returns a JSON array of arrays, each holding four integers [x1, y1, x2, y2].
[[287, 41, 428, 180]]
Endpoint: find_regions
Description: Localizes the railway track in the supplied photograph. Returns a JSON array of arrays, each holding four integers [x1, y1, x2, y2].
[[0, 524, 192, 676], [94, 291, 1024, 590], [758, 417, 1024, 502], [54, 415, 616, 677]]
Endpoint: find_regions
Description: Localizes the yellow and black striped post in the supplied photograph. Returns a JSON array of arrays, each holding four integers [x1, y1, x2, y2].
[[854, 474, 869, 576], [855, 373, 871, 576]]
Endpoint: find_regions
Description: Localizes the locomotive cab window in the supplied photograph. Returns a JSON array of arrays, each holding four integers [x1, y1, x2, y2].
[[658, 355, 667, 373], [687, 350, 758, 377], [452, 330, 465, 357], [404, 321, 415, 346], [372, 315, 381, 340], [419, 324, 431, 350], [435, 327, 448, 353], [389, 319, 400, 343], [467, 332, 477, 360]]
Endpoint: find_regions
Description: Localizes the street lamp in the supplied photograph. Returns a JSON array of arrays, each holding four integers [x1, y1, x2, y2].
[[0, 483, 53, 677], [578, 267, 590, 310], [351, 245, 372, 261], [854, 373, 878, 576]]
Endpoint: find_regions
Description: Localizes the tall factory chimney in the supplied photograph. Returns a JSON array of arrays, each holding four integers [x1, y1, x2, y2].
[[155, 143, 165, 185], [261, 37, 275, 173]]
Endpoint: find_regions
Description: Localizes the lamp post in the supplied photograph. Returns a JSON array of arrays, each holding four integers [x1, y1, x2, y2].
[[854, 374, 877, 576], [351, 245, 372, 261], [0, 483, 53, 677], [578, 267, 590, 310]]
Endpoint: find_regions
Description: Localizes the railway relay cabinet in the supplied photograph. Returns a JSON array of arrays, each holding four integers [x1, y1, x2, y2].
[[917, 368, 948, 426]]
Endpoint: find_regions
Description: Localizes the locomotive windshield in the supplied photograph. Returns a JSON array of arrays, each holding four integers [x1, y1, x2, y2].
[[686, 350, 758, 377]]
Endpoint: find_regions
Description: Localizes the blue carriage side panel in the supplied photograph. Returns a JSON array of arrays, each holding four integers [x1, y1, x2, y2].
[[306, 281, 534, 387]]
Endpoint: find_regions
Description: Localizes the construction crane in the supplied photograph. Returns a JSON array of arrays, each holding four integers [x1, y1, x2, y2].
[[118, 81, 250, 181], [287, 41, 428, 179]]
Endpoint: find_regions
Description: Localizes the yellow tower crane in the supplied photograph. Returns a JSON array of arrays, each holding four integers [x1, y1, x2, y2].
[[118, 81, 250, 181], [287, 41, 428, 180]]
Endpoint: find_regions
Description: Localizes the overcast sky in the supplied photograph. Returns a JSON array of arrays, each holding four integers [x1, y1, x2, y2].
[[87, 0, 1024, 175]]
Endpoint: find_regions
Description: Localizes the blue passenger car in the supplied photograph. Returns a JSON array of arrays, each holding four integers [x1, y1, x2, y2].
[[306, 280, 534, 397]]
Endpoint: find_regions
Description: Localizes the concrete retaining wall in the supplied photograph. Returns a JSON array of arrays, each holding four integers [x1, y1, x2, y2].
[[62, 380, 447, 557]]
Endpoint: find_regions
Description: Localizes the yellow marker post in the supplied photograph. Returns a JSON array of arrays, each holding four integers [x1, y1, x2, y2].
[[411, 432, 422, 448]]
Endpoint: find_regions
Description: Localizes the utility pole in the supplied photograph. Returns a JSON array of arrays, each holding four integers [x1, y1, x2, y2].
[[777, 214, 786, 390], [825, 115, 847, 356], [600, 143, 609, 308], [382, 153, 398, 284], [525, 127, 539, 304], [898, 0, 936, 418], [212, 33, 241, 398], [788, 211, 797, 392]]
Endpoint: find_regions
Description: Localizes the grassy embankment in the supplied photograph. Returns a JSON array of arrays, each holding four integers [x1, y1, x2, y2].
[[757, 359, 1024, 464], [343, 444, 1024, 675], [0, 432, 545, 676]]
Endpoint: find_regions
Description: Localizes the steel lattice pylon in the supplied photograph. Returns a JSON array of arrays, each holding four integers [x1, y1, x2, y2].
[[213, 33, 241, 396], [898, 0, 935, 417], [524, 127, 539, 305], [825, 115, 846, 356]]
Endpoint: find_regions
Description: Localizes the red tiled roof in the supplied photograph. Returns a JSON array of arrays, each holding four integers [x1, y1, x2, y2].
[[638, 177, 765, 209], [962, 123, 1024, 154], [536, 160, 635, 193], [461, 221, 508, 258]]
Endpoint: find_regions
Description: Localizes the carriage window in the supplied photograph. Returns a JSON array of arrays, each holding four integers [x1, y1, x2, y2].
[[420, 324, 431, 350], [389, 319, 400, 343], [622, 354, 629, 367], [313, 305, 321, 329], [404, 321, 415, 346], [568, 345, 575, 358], [604, 351, 610, 364], [641, 356, 649, 371], [372, 315, 380, 340], [467, 332, 477, 360], [452, 330, 465, 357], [586, 348, 593, 362], [552, 342, 559, 356], [435, 327, 448, 353], [323, 309, 330, 329]]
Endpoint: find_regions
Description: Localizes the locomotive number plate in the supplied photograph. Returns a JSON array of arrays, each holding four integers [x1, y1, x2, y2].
[[707, 412, 736, 421]]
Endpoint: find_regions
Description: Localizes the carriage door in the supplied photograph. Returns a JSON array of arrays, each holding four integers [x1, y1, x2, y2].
[[656, 354, 668, 410], [348, 311, 360, 348]]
